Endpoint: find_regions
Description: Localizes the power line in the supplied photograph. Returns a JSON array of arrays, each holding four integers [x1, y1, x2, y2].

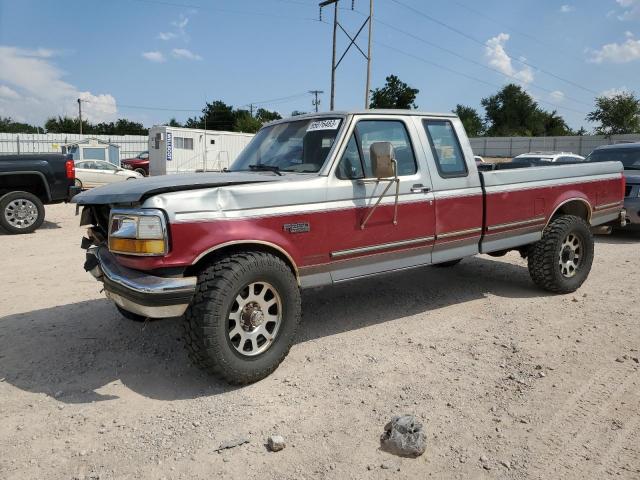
[[371, 16, 593, 108], [126, 0, 322, 22], [388, 0, 599, 96], [375, 40, 589, 116], [448, 0, 585, 63]]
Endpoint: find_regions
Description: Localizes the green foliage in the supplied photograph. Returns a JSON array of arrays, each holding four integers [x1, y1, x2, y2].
[[453, 105, 484, 137], [0, 117, 43, 133], [291, 110, 307, 116], [43, 116, 148, 135], [234, 109, 262, 133], [481, 84, 572, 136], [587, 92, 640, 136], [185, 102, 281, 132], [255, 108, 282, 124], [369, 75, 419, 109]]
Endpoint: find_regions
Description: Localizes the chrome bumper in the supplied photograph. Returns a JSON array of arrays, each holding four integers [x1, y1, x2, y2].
[[86, 246, 197, 318]]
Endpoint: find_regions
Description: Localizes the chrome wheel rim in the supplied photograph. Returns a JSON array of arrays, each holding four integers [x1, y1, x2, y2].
[[4, 199, 38, 229], [558, 233, 582, 278], [228, 282, 282, 357]]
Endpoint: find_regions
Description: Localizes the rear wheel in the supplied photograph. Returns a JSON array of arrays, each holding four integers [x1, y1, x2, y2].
[[183, 252, 301, 385], [0, 191, 45, 234], [528, 215, 594, 293]]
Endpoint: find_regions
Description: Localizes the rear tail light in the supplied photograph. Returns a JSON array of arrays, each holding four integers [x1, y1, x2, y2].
[[65, 159, 75, 180]]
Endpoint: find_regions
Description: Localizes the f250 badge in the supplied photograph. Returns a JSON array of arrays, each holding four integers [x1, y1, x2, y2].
[[283, 222, 310, 234]]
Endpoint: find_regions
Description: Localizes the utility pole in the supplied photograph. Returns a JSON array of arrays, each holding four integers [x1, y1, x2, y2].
[[319, 0, 373, 110], [249, 103, 254, 117], [364, 0, 373, 109], [77, 98, 83, 135], [309, 90, 324, 112]]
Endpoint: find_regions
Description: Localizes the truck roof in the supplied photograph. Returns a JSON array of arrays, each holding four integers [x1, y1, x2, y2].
[[266, 109, 457, 126], [595, 142, 640, 150]]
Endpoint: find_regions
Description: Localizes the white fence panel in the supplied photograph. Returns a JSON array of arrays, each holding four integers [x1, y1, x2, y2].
[[0, 133, 148, 161], [469, 134, 640, 158]]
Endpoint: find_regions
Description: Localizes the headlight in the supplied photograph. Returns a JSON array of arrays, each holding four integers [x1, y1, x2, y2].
[[108, 209, 167, 256], [122, 163, 133, 170]]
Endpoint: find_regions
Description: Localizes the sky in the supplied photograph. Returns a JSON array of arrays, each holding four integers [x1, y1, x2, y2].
[[0, 0, 639, 130]]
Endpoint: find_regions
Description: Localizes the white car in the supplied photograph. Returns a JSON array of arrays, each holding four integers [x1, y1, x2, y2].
[[512, 151, 585, 164], [74, 160, 142, 189]]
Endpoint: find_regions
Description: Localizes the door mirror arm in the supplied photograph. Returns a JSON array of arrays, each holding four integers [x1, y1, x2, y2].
[[360, 142, 400, 230]]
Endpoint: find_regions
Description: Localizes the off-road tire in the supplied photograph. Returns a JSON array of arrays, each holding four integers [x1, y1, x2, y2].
[[183, 252, 301, 385], [528, 215, 594, 293], [433, 259, 462, 268], [116, 305, 147, 322], [0, 191, 45, 234]]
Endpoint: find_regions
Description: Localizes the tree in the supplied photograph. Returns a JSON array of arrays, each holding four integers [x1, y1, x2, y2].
[[587, 92, 640, 136], [291, 110, 307, 116], [255, 108, 281, 124], [0, 117, 43, 133], [541, 110, 572, 137], [369, 75, 419, 109], [575, 127, 588, 136], [45, 116, 86, 134], [481, 84, 571, 136], [166, 118, 182, 127], [453, 105, 484, 137], [234, 109, 262, 133]]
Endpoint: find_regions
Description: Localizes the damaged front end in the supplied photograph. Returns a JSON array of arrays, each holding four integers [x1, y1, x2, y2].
[[79, 205, 197, 319]]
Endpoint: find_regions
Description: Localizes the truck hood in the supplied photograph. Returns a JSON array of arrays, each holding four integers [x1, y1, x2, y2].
[[72, 172, 281, 205]]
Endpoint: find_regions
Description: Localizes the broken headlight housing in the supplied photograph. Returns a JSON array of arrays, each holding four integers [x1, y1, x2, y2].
[[108, 209, 168, 256]]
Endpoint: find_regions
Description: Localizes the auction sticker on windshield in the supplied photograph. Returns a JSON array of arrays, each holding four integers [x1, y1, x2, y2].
[[307, 119, 341, 132]]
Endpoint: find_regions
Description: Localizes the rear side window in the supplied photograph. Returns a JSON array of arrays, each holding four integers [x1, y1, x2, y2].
[[423, 120, 468, 178]]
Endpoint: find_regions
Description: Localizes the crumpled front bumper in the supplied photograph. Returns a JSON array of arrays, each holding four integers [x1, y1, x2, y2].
[[85, 246, 197, 318]]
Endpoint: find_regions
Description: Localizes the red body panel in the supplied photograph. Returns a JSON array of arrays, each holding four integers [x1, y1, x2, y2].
[[116, 176, 623, 274], [484, 177, 622, 230]]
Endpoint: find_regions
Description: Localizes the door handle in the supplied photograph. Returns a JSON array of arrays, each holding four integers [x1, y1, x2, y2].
[[411, 184, 431, 193]]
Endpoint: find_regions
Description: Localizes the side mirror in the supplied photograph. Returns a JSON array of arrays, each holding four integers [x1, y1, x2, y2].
[[370, 142, 396, 178]]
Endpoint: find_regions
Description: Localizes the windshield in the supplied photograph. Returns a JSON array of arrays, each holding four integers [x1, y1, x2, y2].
[[230, 118, 343, 173], [585, 148, 640, 169]]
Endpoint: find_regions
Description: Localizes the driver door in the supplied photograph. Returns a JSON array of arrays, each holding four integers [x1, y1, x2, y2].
[[325, 115, 436, 282]]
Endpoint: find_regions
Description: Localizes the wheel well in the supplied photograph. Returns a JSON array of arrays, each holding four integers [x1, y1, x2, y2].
[[185, 242, 299, 283], [550, 199, 591, 225], [0, 173, 49, 202]]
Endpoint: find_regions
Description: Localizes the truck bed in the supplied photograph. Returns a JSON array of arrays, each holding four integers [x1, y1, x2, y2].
[[478, 161, 624, 253]]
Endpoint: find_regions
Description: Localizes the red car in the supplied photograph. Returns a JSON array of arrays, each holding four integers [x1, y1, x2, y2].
[[120, 151, 149, 176]]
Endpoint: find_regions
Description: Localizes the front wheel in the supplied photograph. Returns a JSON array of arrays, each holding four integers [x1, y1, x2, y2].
[[528, 215, 594, 293], [183, 252, 301, 385], [0, 191, 45, 234]]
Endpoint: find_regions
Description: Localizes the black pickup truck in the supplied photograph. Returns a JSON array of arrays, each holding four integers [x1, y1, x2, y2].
[[0, 154, 80, 234]]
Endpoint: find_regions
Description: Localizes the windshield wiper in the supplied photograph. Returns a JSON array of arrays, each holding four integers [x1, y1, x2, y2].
[[248, 164, 282, 176]]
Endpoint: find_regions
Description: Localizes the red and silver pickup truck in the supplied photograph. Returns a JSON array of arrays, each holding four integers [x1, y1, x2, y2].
[[74, 110, 626, 384]]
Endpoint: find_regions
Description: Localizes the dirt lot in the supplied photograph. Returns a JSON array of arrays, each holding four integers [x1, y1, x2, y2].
[[1, 203, 639, 480]]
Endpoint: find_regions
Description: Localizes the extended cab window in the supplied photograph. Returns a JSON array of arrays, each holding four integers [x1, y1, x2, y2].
[[423, 120, 467, 178], [336, 120, 417, 179]]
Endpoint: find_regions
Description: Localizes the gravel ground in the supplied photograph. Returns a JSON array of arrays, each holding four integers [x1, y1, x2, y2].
[[1, 203, 639, 480]]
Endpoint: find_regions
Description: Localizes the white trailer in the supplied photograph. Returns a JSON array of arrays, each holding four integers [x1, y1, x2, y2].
[[149, 126, 254, 176]]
